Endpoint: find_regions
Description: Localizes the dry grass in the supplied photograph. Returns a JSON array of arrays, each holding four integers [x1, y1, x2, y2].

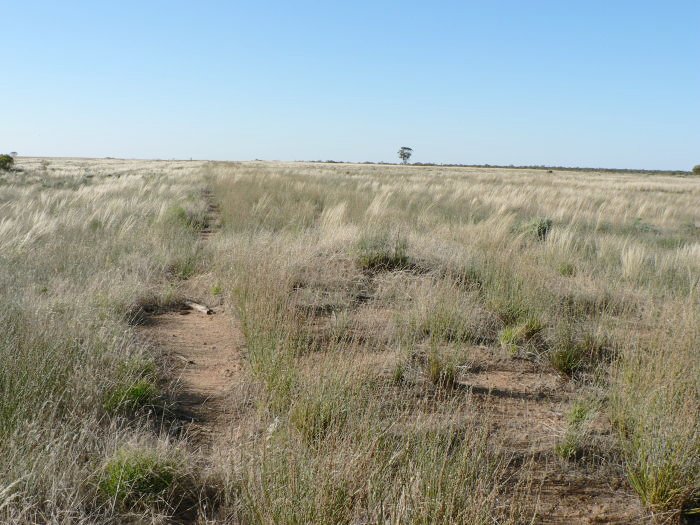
[[1, 158, 698, 523], [0, 157, 210, 523], [208, 161, 699, 522]]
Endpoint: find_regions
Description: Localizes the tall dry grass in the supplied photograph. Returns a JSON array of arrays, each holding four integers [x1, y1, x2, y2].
[[0, 158, 210, 523], [208, 161, 699, 521], [2, 158, 698, 522]]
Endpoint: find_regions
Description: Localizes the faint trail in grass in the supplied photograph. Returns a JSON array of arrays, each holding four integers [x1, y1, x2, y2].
[[138, 188, 243, 449]]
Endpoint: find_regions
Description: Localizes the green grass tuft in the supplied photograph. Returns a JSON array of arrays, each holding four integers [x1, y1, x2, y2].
[[166, 204, 208, 232], [356, 231, 409, 271], [99, 449, 176, 506], [558, 262, 576, 276], [499, 317, 543, 355], [290, 379, 351, 445], [426, 350, 458, 388], [103, 379, 158, 414]]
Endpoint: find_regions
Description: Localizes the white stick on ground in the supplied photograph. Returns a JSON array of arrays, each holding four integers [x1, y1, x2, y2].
[[184, 300, 213, 315]]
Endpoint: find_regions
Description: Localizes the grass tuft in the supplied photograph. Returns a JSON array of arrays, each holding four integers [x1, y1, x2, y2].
[[499, 317, 543, 355], [356, 231, 409, 271], [103, 379, 159, 414], [290, 378, 351, 445], [166, 204, 208, 232], [426, 350, 459, 388], [99, 448, 176, 507]]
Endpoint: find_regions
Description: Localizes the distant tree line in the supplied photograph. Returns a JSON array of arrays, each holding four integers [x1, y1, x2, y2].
[[305, 158, 694, 176]]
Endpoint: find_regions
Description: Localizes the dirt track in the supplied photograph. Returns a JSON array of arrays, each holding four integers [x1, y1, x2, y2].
[[137, 190, 245, 449]]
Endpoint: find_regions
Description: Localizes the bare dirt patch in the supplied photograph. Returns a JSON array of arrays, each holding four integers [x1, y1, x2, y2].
[[137, 305, 244, 447], [460, 357, 649, 523]]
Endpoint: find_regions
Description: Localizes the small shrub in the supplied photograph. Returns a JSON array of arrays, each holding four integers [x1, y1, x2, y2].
[[0, 154, 14, 171], [356, 231, 409, 271], [693, 164, 700, 175], [99, 449, 176, 507], [211, 284, 223, 296]]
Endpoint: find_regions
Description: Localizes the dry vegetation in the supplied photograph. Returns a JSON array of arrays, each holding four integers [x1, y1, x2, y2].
[[1, 158, 698, 523]]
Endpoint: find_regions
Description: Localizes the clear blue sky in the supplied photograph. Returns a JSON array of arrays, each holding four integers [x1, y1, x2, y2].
[[2, 1, 698, 169]]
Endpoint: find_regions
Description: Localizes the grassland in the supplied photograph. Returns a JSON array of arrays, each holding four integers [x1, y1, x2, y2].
[[0, 158, 698, 523]]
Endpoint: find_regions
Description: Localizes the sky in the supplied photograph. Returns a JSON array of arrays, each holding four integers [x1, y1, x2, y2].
[[1, 1, 698, 169]]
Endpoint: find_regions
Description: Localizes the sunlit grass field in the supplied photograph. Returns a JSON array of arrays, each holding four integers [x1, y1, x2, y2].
[[1, 158, 698, 523]]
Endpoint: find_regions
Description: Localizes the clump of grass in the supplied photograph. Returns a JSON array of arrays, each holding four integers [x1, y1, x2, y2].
[[211, 284, 223, 296], [549, 325, 611, 376], [103, 357, 159, 414], [567, 400, 593, 425], [549, 345, 584, 376], [118, 356, 157, 381], [402, 279, 494, 344], [391, 361, 407, 384], [558, 262, 576, 276], [356, 231, 409, 271], [610, 308, 699, 515], [555, 432, 583, 461], [165, 204, 208, 232], [617, 414, 699, 515], [290, 377, 351, 445], [99, 448, 177, 508], [386, 422, 515, 523], [486, 289, 530, 326], [555, 400, 597, 461], [166, 253, 199, 280], [245, 329, 299, 413], [498, 317, 543, 355], [632, 218, 659, 234], [422, 306, 475, 343], [426, 350, 458, 388], [524, 217, 553, 241], [103, 379, 158, 414]]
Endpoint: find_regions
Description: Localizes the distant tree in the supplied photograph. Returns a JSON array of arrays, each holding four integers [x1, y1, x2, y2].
[[693, 165, 700, 175], [398, 146, 413, 164], [0, 154, 14, 171], [10, 152, 17, 157]]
